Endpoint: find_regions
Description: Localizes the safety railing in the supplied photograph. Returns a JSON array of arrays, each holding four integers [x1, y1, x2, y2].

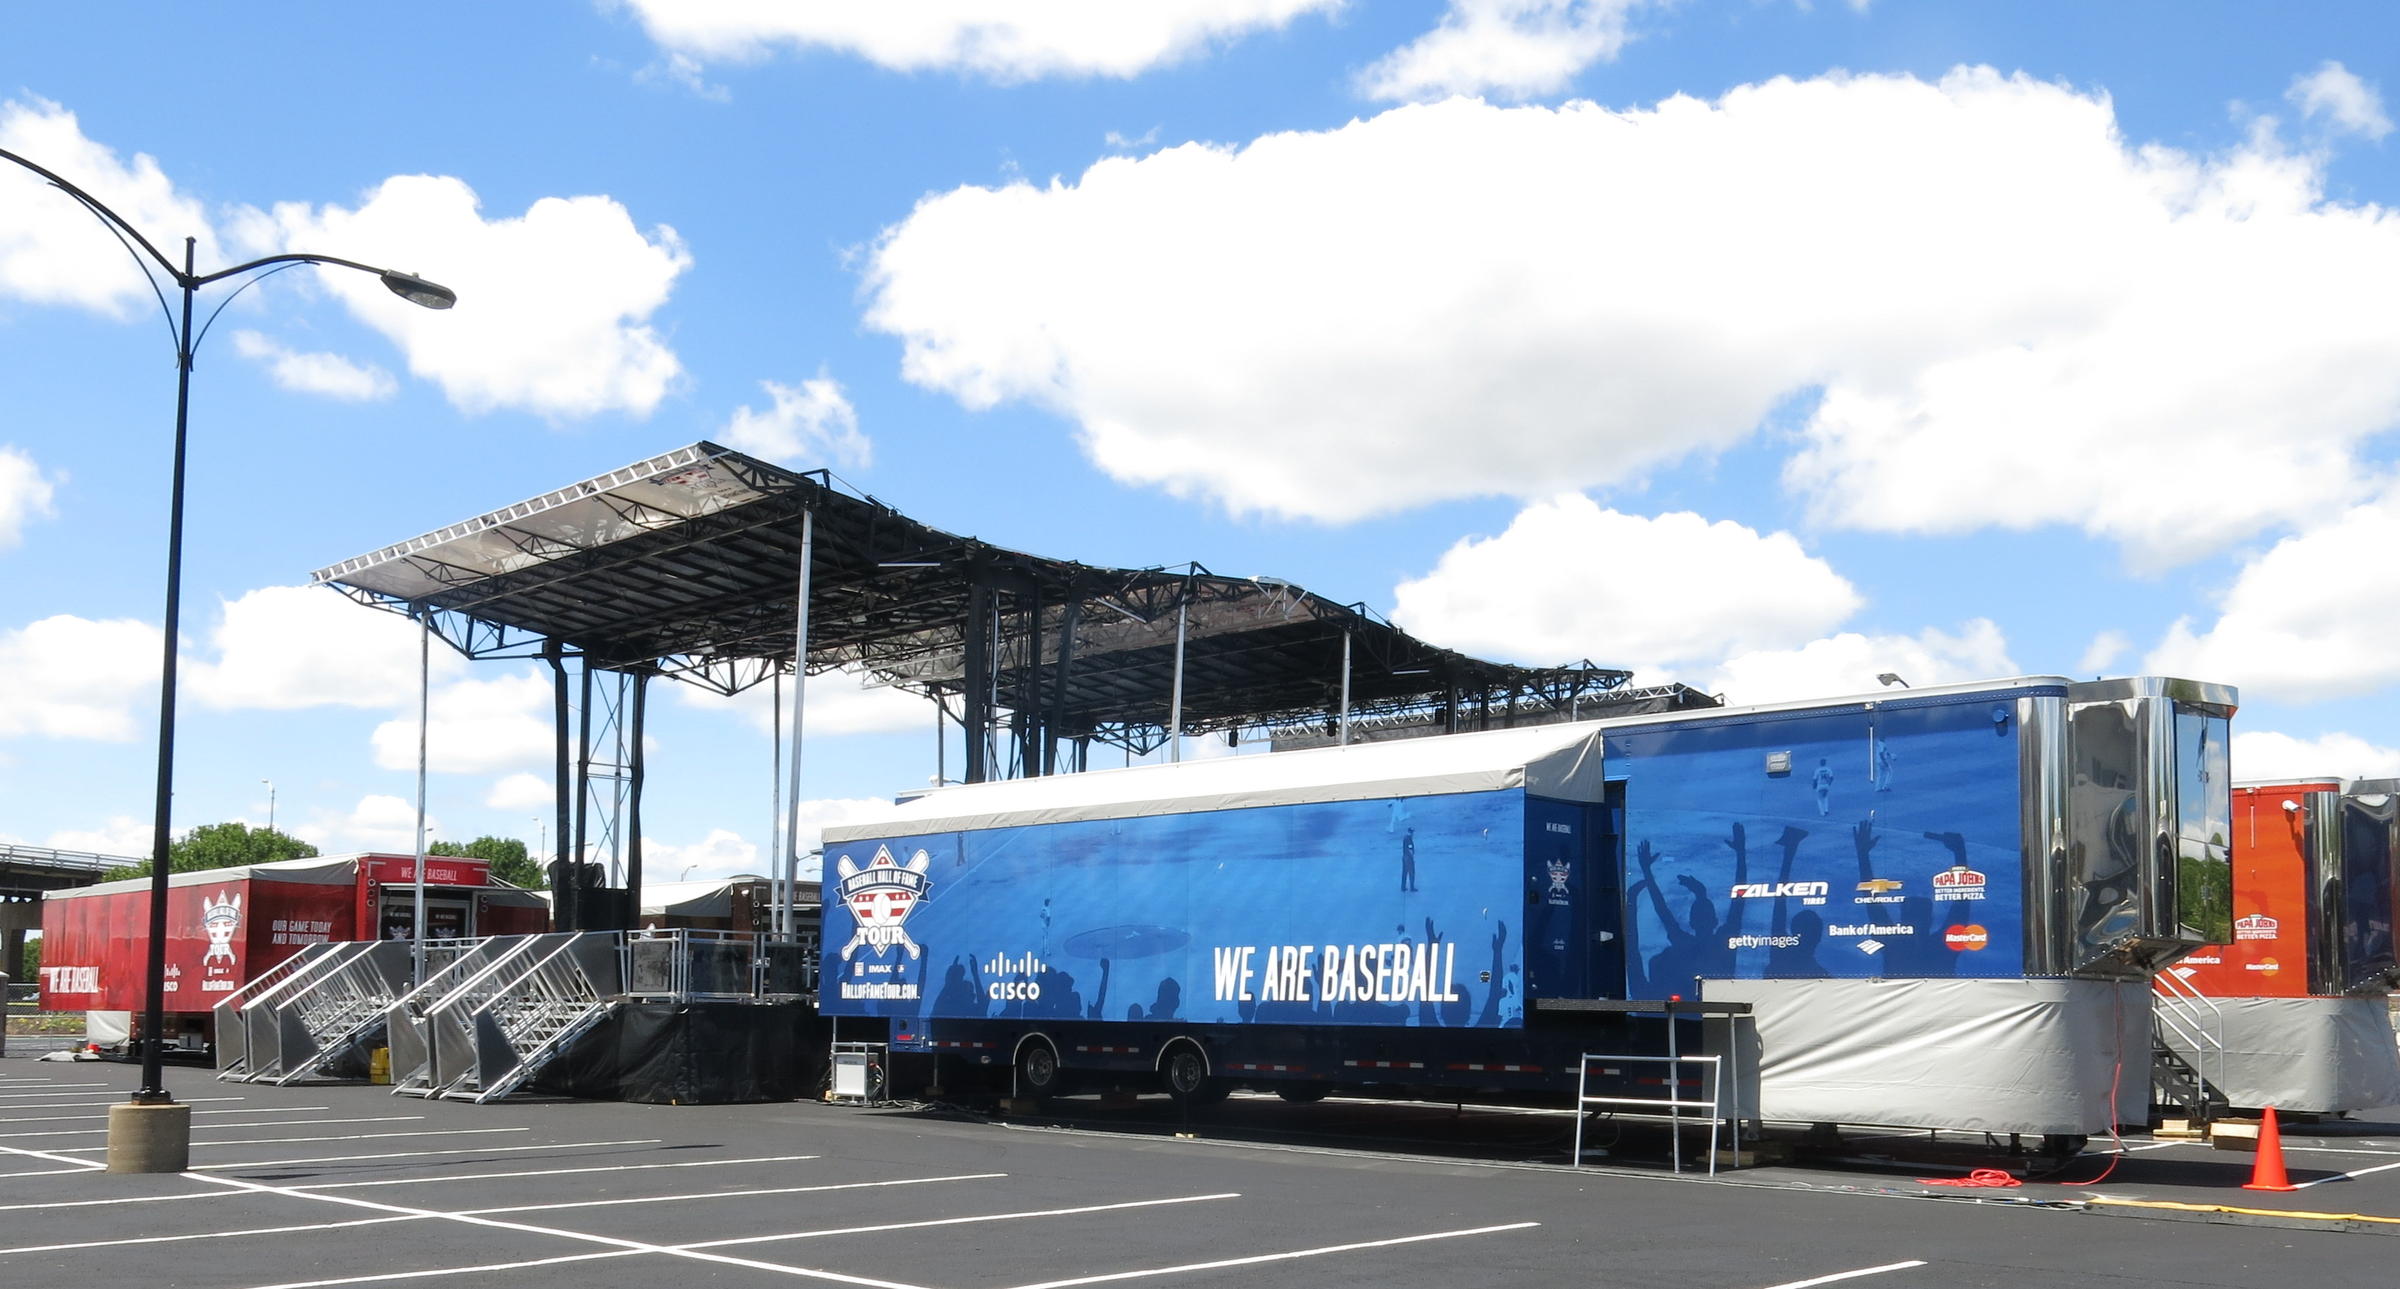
[[1573, 1051, 1728, 1176], [454, 931, 622, 1103], [225, 942, 378, 1083], [2151, 968, 2228, 1121], [621, 929, 814, 1000], [212, 942, 344, 1079], [384, 937, 511, 1092], [257, 941, 414, 1086], [400, 933, 567, 1098]]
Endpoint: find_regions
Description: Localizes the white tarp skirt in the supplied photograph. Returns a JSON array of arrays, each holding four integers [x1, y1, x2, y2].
[[1702, 977, 2151, 1136], [2157, 994, 2400, 1113]]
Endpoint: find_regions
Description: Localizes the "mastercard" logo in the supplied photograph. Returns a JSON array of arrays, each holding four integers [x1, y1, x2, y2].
[[1943, 924, 1988, 951]]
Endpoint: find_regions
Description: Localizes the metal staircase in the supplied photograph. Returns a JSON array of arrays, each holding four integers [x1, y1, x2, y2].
[[213, 942, 345, 1080], [255, 941, 414, 1085], [395, 932, 622, 1104], [2151, 969, 2230, 1123]]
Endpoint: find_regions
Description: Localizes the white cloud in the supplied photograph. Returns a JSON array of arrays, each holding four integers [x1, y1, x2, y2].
[[46, 816, 155, 860], [2288, 60, 2393, 141], [0, 445, 59, 549], [637, 51, 732, 102], [676, 665, 939, 738], [2231, 730, 2400, 785], [0, 615, 160, 740], [719, 373, 871, 468], [642, 828, 763, 884], [0, 97, 218, 317], [617, 0, 1341, 82], [2075, 629, 2131, 676], [248, 175, 690, 419], [486, 771, 554, 812], [1359, 0, 1641, 103], [371, 670, 555, 775], [1391, 496, 1859, 668], [186, 586, 465, 712], [1702, 619, 2016, 707], [296, 794, 439, 854], [230, 330, 397, 401], [867, 70, 2400, 565], [2144, 489, 2400, 703]]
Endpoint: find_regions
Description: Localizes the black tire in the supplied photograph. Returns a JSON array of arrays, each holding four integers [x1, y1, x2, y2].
[[1015, 1039, 1063, 1099], [1274, 1086, 1330, 1104], [1161, 1044, 1226, 1106]]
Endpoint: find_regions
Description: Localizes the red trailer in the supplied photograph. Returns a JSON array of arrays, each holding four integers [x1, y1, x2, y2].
[[38, 852, 548, 1056]]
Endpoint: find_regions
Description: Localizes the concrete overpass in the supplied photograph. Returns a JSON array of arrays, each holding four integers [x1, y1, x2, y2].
[[0, 844, 134, 983]]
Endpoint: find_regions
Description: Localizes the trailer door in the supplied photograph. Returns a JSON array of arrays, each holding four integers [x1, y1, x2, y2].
[[1525, 796, 1622, 1000]]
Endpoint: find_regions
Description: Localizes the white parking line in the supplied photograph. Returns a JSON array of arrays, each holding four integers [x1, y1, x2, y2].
[[0, 1174, 1017, 1254], [0, 1096, 246, 1112], [0, 1089, 182, 1099], [2280, 1144, 2400, 1158], [465, 1172, 1008, 1215], [998, 1221, 1542, 1289], [1, 1116, 423, 1140], [0, 1190, 248, 1212], [297, 1153, 822, 1190], [1758, 1262, 1929, 1289], [193, 1138, 665, 1171], [0, 1213, 422, 1256], [249, 1249, 640, 1289], [687, 1192, 1241, 1252], [197, 1172, 931, 1289], [2292, 1160, 2400, 1190], [0, 1140, 105, 1169], [58, 1126, 524, 1152], [0, 1106, 331, 1125]]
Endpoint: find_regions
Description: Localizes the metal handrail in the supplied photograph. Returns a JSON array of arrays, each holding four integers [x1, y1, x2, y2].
[[1574, 1051, 1727, 1176], [211, 942, 341, 1077], [2152, 968, 2226, 1112]]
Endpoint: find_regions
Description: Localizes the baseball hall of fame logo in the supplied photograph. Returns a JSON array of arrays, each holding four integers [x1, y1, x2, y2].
[[835, 845, 934, 961]]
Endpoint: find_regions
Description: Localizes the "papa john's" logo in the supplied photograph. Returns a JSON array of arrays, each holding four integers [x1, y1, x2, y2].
[[834, 845, 933, 961]]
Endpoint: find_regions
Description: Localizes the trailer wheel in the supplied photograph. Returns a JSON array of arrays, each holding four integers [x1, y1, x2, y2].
[[1274, 1086, 1329, 1104], [1015, 1038, 1064, 1099], [1161, 1043, 1225, 1107]]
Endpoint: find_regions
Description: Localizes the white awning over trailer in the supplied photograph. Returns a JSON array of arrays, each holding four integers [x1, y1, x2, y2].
[[823, 721, 1607, 842], [43, 853, 364, 901]]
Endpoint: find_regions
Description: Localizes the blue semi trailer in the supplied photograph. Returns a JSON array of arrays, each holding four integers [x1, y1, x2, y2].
[[818, 675, 2235, 1138]]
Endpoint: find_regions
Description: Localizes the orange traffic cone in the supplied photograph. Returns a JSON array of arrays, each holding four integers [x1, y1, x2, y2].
[[2241, 1106, 2299, 1192]]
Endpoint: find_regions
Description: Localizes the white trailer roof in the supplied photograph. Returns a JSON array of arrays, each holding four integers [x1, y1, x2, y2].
[[44, 853, 361, 901], [822, 720, 1607, 843]]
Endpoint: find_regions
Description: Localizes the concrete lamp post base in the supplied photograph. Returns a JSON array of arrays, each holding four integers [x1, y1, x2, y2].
[[106, 1101, 191, 1173]]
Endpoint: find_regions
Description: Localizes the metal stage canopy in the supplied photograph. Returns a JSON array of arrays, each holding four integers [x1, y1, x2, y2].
[[316, 442, 1707, 779], [314, 442, 1714, 931]]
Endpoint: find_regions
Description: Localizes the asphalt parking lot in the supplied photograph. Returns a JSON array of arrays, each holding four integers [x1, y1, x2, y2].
[[3, 1055, 2395, 1289]]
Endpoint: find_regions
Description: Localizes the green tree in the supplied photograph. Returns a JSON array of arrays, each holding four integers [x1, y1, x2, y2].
[[429, 836, 545, 889], [100, 822, 320, 882], [18, 935, 37, 984]]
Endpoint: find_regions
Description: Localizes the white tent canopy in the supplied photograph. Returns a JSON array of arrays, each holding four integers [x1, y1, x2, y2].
[[823, 720, 1607, 843]]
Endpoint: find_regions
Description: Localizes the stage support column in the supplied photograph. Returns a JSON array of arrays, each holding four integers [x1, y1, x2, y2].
[[779, 509, 814, 936], [626, 670, 647, 932], [547, 642, 575, 933], [963, 576, 991, 784]]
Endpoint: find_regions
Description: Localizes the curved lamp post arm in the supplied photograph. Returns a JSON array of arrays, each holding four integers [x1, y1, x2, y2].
[[0, 144, 185, 280]]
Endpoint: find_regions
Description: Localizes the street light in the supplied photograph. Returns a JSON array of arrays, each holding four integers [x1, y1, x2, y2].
[[0, 145, 454, 1172], [261, 779, 275, 834]]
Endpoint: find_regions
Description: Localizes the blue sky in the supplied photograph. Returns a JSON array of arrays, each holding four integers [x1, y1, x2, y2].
[[4, 1, 2398, 880]]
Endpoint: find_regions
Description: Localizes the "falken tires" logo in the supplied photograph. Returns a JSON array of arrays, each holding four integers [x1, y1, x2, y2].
[[1729, 881, 1828, 899]]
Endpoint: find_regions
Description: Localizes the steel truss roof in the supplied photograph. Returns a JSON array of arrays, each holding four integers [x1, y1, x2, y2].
[[316, 442, 1685, 757]]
